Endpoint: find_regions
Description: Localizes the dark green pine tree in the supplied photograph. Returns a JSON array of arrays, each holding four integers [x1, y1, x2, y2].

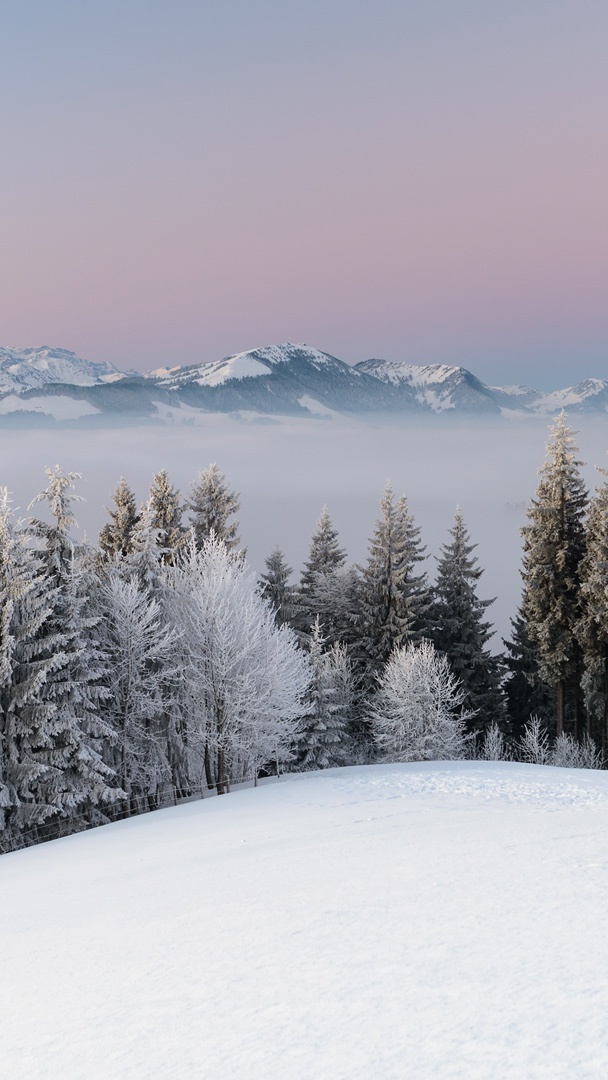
[[98, 477, 140, 558], [297, 506, 347, 635], [431, 507, 505, 737], [187, 464, 241, 553], [503, 607, 553, 741], [576, 467, 608, 748], [259, 547, 298, 627], [144, 469, 185, 565], [296, 618, 353, 770], [356, 484, 429, 688], [520, 412, 587, 737]]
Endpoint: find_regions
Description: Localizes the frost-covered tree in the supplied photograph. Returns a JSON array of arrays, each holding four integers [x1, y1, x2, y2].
[[260, 547, 298, 627], [520, 413, 587, 736], [479, 723, 509, 761], [431, 507, 504, 736], [99, 477, 139, 558], [144, 469, 185, 564], [576, 467, 608, 748], [297, 506, 347, 634], [369, 640, 470, 762], [166, 537, 311, 793], [296, 617, 354, 770], [97, 571, 178, 807], [356, 484, 429, 686], [517, 716, 550, 765], [25, 467, 119, 834], [187, 464, 241, 553]]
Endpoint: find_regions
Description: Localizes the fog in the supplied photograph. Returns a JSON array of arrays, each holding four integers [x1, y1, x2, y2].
[[2, 414, 608, 651]]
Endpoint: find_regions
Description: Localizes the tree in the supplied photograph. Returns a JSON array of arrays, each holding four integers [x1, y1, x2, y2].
[[99, 477, 139, 558], [298, 506, 347, 635], [166, 537, 311, 793], [144, 469, 185, 564], [368, 640, 471, 762], [576, 467, 608, 748], [356, 484, 429, 686], [503, 607, 554, 741], [520, 413, 587, 736], [431, 507, 505, 736], [97, 571, 178, 807], [296, 617, 354, 770], [260, 547, 298, 627], [187, 464, 241, 552]]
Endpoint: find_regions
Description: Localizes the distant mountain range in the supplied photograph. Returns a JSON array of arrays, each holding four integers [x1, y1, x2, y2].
[[0, 343, 606, 426]]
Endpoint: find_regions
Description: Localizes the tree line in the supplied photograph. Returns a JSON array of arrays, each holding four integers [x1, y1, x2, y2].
[[1, 410, 606, 852]]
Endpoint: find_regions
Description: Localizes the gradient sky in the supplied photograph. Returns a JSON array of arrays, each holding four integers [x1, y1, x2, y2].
[[0, 0, 606, 387]]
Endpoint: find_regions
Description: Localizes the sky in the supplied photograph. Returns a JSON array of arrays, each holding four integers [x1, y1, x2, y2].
[[0, 0, 606, 387]]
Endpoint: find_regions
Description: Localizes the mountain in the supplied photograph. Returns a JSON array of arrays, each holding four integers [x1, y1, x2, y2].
[[0, 342, 606, 425], [0, 346, 129, 394]]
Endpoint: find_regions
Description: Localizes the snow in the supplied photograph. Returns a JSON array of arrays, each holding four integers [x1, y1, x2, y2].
[[0, 395, 101, 420], [150, 344, 341, 389], [0, 346, 127, 391], [3, 760, 608, 1079]]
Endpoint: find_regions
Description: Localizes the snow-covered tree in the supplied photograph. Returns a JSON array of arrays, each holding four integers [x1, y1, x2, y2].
[[517, 716, 550, 765], [187, 464, 241, 553], [296, 617, 354, 770], [356, 484, 429, 686], [144, 469, 185, 564], [479, 723, 509, 761], [550, 733, 602, 770], [260, 547, 299, 627], [369, 640, 471, 762], [97, 571, 178, 807], [431, 507, 505, 736], [166, 537, 311, 793], [298, 506, 347, 634], [24, 467, 119, 834], [576, 467, 608, 748], [520, 413, 587, 736], [99, 477, 139, 558]]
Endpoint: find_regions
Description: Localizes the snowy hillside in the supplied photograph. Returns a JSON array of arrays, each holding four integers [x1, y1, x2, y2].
[[0, 346, 129, 392], [147, 343, 357, 388], [356, 358, 500, 413], [3, 761, 608, 1079]]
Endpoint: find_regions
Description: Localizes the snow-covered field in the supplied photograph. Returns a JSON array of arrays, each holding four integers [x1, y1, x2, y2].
[[3, 761, 608, 1079]]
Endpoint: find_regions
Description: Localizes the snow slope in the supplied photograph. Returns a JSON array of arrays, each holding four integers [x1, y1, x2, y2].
[[2, 761, 608, 1079], [148, 343, 342, 389]]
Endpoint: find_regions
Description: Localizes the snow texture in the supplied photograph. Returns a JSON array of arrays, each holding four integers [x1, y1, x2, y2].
[[2, 761, 608, 1079], [0, 346, 127, 392]]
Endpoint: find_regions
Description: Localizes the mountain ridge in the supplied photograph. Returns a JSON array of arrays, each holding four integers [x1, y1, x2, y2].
[[0, 342, 606, 425]]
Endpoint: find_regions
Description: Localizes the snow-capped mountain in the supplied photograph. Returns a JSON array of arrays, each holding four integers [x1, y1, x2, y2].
[[0, 342, 607, 425], [0, 346, 129, 394]]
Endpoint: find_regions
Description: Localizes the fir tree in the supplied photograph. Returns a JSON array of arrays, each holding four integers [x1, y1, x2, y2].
[[298, 506, 347, 634], [520, 413, 587, 736], [296, 617, 353, 770], [260, 547, 298, 627], [576, 467, 608, 748], [356, 484, 429, 687], [99, 477, 139, 558], [431, 507, 505, 736], [503, 607, 553, 741], [144, 469, 185, 565], [187, 464, 241, 552]]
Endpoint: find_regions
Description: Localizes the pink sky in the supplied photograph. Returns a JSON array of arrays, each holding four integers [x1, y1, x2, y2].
[[0, 1, 606, 386]]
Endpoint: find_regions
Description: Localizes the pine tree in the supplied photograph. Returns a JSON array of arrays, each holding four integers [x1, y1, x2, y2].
[[260, 547, 298, 627], [298, 506, 347, 634], [25, 467, 119, 835], [431, 507, 505, 736], [187, 464, 241, 552], [520, 413, 587, 736], [576, 467, 608, 748], [356, 484, 429, 687], [296, 617, 353, 770], [99, 477, 139, 558], [503, 607, 554, 741], [144, 469, 185, 564]]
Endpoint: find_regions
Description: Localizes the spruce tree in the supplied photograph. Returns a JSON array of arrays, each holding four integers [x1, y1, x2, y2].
[[520, 413, 587, 736], [576, 467, 608, 747], [503, 607, 554, 741], [187, 464, 241, 552], [296, 618, 353, 770], [99, 477, 139, 558], [145, 469, 185, 565], [431, 507, 505, 736], [356, 484, 429, 687], [260, 547, 298, 627]]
